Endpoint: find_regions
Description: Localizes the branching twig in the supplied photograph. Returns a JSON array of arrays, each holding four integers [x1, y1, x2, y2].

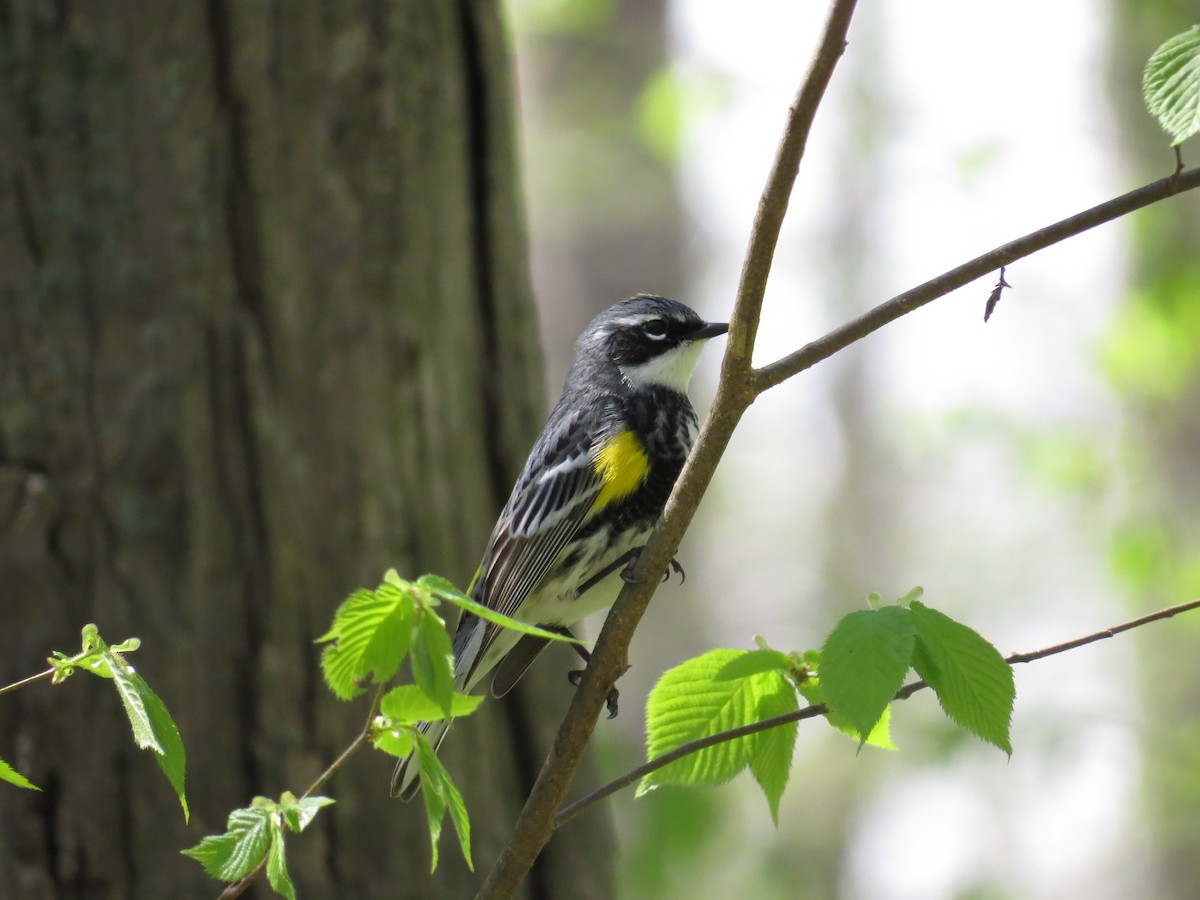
[[218, 686, 384, 899], [474, 3, 862, 897], [753, 165, 1200, 392], [554, 597, 1200, 828]]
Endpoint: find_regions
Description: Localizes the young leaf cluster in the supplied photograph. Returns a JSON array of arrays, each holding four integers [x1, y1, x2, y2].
[[187, 569, 581, 892], [182, 792, 334, 900], [0, 625, 188, 820], [640, 592, 1014, 823]]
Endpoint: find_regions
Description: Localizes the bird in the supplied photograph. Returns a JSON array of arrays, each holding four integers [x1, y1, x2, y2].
[[391, 294, 728, 798]]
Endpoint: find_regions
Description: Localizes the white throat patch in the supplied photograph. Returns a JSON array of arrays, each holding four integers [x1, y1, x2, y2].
[[618, 339, 709, 393]]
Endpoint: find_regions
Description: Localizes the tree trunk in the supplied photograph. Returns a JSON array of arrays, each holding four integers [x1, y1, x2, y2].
[[0, 2, 613, 896]]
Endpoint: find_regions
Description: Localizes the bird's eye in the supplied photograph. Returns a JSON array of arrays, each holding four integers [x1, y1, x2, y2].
[[642, 320, 669, 340]]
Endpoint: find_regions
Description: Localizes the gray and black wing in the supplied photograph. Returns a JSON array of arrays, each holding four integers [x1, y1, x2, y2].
[[454, 408, 605, 689]]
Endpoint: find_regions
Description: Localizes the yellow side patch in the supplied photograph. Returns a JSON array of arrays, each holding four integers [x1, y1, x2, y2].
[[590, 430, 650, 513]]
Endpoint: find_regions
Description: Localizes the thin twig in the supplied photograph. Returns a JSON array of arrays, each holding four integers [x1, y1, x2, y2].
[[0, 667, 55, 698], [554, 597, 1200, 828], [753, 166, 1200, 392], [474, 3, 862, 897], [218, 686, 384, 899]]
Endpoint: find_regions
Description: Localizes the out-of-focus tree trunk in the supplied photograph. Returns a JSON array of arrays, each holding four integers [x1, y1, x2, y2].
[[1105, 2, 1200, 896], [0, 2, 613, 897]]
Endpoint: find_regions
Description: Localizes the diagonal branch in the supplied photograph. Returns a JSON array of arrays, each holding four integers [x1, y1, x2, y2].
[[475, 1, 862, 896], [554, 597, 1200, 828]]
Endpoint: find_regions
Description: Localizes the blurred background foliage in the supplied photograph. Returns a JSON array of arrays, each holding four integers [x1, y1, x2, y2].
[[505, 0, 1199, 897]]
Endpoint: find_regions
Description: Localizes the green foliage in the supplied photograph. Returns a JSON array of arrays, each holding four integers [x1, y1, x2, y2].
[[639, 648, 799, 822], [819, 606, 915, 745], [909, 602, 1015, 755], [1143, 25, 1200, 145], [45, 625, 189, 820], [0, 756, 39, 791], [182, 793, 334, 898], [641, 593, 1015, 823], [635, 67, 729, 164], [318, 570, 575, 704], [182, 567, 574, 888], [413, 732, 473, 871], [1100, 275, 1200, 399]]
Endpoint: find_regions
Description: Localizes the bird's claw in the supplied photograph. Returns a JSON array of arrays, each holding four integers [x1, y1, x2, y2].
[[567, 669, 620, 718], [622, 555, 686, 585]]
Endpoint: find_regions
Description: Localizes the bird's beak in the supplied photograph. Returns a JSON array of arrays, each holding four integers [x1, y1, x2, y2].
[[689, 321, 729, 340]]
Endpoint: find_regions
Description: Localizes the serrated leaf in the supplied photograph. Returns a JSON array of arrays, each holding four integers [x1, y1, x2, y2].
[[413, 610, 456, 720], [714, 648, 792, 680], [417, 739, 472, 873], [137, 673, 189, 821], [318, 584, 416, 700], [820, 606, 915, 744], [747, 678, 799, 824], [266, 824, 296, 900], [413, 733, 447, 871], [1144, 25, 1200, 145], [0, 756, 39, 791], [77, 628, 190, 819], [380, 685, 483, 725], [182, 806, 272, 882], [640, 649, 793, 795], [107, 652, 161, 754], [910, 601, 1014, 754]]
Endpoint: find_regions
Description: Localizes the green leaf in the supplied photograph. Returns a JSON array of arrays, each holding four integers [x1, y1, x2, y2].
[[137, 674, 190, 821], [909, 601, 1015, 754], [420, 574, 581, 644], [266, 824, 296, 900], [714, 648, 792, 680], [82, 627, 190, 819], [318, 583, 416, 700], [798, 674, 896, 750], [278, 793, 334, 833], [747, 678, 799, 824], [640, 649, 794, 795], [415, 573, 470, 601], [183, 805, 272, 882], [0, 756, 39, 791], [1144, 25, 1200, 145], [108, 657, 161, 754], [380, 685, 483, 725], [413, 610, 456, 720], [819, 606, 915, 744], [372, 723, 416, 759], [417, 739, 473, 872], [413, 732, 474, 871]]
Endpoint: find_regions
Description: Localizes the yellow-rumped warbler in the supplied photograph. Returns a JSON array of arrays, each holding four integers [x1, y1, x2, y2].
[[391, 294, 727, 798]]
